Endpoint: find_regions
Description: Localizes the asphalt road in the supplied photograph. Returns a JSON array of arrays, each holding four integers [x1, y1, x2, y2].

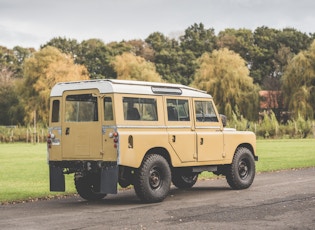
[[1, 167, 314, 230]]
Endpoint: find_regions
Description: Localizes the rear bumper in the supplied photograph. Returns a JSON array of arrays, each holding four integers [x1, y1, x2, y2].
[[49, 160, 117, 172]]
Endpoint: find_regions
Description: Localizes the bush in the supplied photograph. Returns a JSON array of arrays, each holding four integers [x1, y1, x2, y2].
[[226, 110, 314, 139], [228, 111, 250, 131], [294, 115, 312, 138], [256, 111, 279, 138], [1, 116, 314, 142]]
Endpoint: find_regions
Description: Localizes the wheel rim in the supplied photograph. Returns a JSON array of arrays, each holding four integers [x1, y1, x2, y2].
[[238, 159, 249, 179], [149, 167, 161, 189]]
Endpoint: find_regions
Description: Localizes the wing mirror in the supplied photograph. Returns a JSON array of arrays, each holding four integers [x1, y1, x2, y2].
[[220, 114, 227, 127]]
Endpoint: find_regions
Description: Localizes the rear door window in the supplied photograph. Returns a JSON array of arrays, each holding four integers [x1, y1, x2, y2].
[[65, 94, 98, 122]]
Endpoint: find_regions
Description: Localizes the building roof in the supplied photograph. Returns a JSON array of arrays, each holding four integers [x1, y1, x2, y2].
[[259, 90, 283, 109]]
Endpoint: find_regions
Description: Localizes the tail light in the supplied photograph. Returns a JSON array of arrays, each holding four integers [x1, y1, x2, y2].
[[47, 133, 55, 148], [109, 132, 119, 148]]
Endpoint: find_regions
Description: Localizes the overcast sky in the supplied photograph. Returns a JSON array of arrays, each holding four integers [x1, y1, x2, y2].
[[1, 0, 315, 49]]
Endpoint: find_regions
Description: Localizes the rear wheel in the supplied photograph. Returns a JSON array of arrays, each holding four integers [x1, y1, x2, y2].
[[74, 172, 106, 201], [134, 154, 171, 203], [226, 147, 256, 189]]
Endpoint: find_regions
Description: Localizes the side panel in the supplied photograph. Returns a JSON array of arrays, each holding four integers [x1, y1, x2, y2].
[[118, 130, 169, 168], [223, 130, 257, 162]]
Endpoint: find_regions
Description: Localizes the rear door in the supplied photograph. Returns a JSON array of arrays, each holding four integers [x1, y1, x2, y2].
[[61, 90, 103, 159]]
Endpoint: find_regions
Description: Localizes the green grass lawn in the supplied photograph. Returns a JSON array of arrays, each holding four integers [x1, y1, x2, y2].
[[0, 143, 75, 204], [256, 139, 315, 171], [1, 139, 315, 204]]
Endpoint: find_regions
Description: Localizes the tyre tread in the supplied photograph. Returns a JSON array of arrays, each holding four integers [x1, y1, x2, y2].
[[226, 147, 256, 190]]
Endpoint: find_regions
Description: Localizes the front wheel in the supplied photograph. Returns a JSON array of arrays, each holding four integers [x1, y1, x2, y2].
[[226, 147, 256, 190], [134, 154, 171, 203], [74, 173, 106, 201]]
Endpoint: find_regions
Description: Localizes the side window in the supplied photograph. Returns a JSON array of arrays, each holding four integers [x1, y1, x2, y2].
[[51, 100, 60, 123], [195, 100, 218, 122], [166, 99, 190, 121], [123, 97, 158, 121], [65, 94, 98, 122], [104, 97, 113, 121]]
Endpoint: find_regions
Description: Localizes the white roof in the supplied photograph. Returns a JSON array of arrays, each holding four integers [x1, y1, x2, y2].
[[50, 79, 212, 98]]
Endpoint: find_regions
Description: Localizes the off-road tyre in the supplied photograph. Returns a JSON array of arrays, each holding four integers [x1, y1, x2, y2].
[[172, 172, 198, 189], [74, 172, 106, 201], [134, 154, 171, 203], [226, 147, 256, 190]]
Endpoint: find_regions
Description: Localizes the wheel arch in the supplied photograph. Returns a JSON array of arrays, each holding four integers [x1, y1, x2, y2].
[[236, 143, 258, 161], [145, 147, 172, 167]]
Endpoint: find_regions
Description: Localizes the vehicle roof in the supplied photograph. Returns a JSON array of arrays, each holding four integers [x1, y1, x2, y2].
[[50, 79, 212, 98]]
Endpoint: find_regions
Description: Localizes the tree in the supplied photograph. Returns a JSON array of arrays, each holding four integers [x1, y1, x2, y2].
[[76, 39, 116, 79], [282, 40, 315, 120], [0, 65, 24, 125], [277, 28, 312, 54], [154, 47, 195, 85], [146, 31, 197, 85], [145, 32, 183, 83], [41, 37, 80, 60], [0, 46, 33, 79], [217, 28, 255, 63], [192, 48, 260, 120], [43, 37, 127, 79], [121, 39, 155, 62], [251, 27, 313, 89], [20, 46, 89, 124], [180, 23, 217, 57], [111, 52, 163, 82], [251, 26, 280, 85], [146, 32, 171, 53], [146, 25, 217, 85], [0, 46, 33, 125]]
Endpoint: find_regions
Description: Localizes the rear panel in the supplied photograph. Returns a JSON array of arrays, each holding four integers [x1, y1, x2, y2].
[[48, 90, 118, 162]]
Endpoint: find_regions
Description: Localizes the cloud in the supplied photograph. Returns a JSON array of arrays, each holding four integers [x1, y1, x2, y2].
[[0, 0, 314, 49]]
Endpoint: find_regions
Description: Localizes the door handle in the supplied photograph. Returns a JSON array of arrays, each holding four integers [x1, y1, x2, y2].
[[200, 137, 204, 145], [65, 127, 70, 135], [172, 135, 176, 142]]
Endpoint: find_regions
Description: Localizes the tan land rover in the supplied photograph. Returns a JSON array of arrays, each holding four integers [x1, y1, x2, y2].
[[47, 79, 258, 203]]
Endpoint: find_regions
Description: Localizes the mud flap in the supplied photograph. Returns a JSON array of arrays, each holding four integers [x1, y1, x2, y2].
[[100, 165, 118, 194], [49, 165, 65, 192]]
